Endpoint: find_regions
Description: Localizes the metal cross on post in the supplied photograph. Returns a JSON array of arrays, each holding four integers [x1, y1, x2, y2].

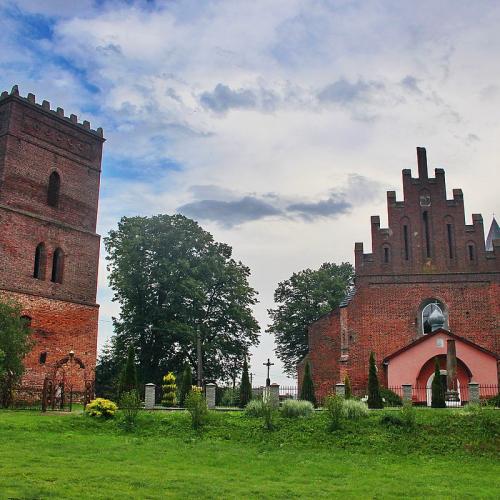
[[263, 358, 274, 387]]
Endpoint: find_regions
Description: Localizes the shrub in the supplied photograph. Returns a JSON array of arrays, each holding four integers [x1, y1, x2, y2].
[[245, 398, 265, 417], [484, 393, 500, 408], [367, 352, 383, 409], [239, 358, 252, 408], [300, 361, 316, 407], [221, 387, 239, 407], [162, 372, 177, 406], [380, 413, 403, 427], [85, 398, 118, 419], [280, 399, 314, 418], [185, 386, 208, 430], [119, 390, 141, 430], [344, 375, 352, 399], [178, 364, 193, 407], [343, 399, 369, 420], [324, 394, 344, 431], [118, 345, 137, 398], [431, 358, 446, 408], [380, 387, 403, 407], [400, 401, 416, 429]]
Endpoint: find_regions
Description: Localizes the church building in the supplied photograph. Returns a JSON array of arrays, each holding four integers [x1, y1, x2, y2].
[[0, 86, 104, 392], [299, 148, 499, 403]]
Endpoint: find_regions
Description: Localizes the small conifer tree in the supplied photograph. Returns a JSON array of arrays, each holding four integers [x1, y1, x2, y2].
[[300, 361, 317, 407], [431, 357, 446, 408], [367, 352, 383, 409], [178, 364, 193, 407], [118, 345, 138, 398], [239, 357, 252, 408], [344, 374, 352, 399], [161, 372, 177, 406]]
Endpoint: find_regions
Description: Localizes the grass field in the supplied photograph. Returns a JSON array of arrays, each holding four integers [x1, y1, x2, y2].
[[0, 407, 499, 499]]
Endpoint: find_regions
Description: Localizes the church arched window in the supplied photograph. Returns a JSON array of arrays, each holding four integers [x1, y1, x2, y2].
[[47, 171, 61, 207], [51, 248, 64, 284], [33, 243, 46, 279], [420, 299, 447, 334]]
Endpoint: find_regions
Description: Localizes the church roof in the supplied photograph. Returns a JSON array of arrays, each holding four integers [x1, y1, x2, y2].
[[486, 217, 500, 251], [383, 328, 499, 362]]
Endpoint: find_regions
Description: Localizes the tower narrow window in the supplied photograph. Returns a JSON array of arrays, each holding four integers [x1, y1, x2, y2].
[[468, 243, 475, 262], [39, 352, 47, 364], [51, 248, 64, 284], [423, 211, 431, 258], [383, 246, 390, 264], [446, 223, 454, 259], [47, 171, 61, 207], [33, 243, 46, 279], [403, 225, 409, 260]]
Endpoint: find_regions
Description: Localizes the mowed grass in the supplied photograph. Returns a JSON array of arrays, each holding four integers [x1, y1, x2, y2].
[[0, 408, 499, 499]]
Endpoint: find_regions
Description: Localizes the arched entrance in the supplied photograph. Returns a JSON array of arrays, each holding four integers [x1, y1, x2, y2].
[[426, 370, 462, 406], [417, 355, 472, 406], [42, 352, 93, 411]]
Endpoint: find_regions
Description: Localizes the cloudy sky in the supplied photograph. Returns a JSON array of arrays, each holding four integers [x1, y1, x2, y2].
[[2, 0, 499, 385]]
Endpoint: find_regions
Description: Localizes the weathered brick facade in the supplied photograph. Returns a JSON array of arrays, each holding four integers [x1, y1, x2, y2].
[[0, 86, 104, 391], [299, 148, 500, 399]]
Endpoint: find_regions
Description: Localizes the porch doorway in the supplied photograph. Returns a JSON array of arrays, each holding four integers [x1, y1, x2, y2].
[[426, 370, 461, 406]]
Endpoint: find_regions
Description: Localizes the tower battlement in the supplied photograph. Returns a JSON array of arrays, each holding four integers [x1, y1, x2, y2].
[[0, 85, 103, 137]]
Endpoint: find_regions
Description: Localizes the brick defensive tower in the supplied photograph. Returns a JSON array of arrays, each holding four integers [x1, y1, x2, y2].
[[300, 148, 499, 398], [0, 85, 104, 391]]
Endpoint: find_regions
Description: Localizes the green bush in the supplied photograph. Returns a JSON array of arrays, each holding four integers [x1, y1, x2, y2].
[[380, 387, 403, 407], [380, 413, 403, 427], [85, 398, 118, 419], [221, 387, 239, 407], [245, 398, 265, 417], [119, 390, 141, 430], [178, 364, 193, 407], [484, 393, 500, 408], [400, 401, 416, 429], [324, 394, 344, 431], [185, 386, 208, 430], [367, 352, 383, 409], [431, 358, 446, 408], [239, 358, 252, 408], [118, 345, 138, 398], [280, 399, 314, 418], [300, 361, 316, 407], [343, 399, 369, 420]]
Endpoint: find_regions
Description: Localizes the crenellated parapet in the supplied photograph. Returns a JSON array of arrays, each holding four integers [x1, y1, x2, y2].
[[0, 85, 103, 137], [355, 147, 499, 277]]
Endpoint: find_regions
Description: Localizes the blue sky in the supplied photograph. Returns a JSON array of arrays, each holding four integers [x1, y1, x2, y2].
[[1, 0, 499, 384]]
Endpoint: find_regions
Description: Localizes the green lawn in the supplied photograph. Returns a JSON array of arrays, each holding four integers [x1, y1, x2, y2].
[[0, 408, 498, 499]]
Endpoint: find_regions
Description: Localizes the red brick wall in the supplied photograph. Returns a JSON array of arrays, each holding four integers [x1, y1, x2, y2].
[[0, 89, 103, 390], [0, 290, 98, 391]]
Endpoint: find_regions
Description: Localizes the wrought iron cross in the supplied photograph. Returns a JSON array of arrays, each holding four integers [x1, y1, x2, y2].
[[263, 358, 274, 387]]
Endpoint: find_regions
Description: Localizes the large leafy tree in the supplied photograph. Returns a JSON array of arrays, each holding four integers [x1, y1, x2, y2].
[[104, 214, 260, 386], [267, 262, 354, 375], [0, 299, 33, 407]]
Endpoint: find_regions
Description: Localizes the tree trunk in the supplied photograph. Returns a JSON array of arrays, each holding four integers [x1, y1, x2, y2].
[[196, 329, 203, 387]]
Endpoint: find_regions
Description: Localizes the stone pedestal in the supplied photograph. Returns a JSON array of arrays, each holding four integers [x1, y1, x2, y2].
[[402, 384, 412, 402], [205, 383, 216, 409], [335, 383, 345, 398], [468, 382, 480, 404], [145, 383, 156, 410]]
